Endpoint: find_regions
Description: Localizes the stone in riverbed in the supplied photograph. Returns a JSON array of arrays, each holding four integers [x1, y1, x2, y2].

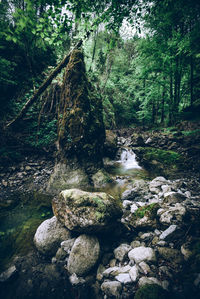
[[34, 216, 71, 256], [67, 234, 100, 276], [128, 246, 156, 264], [52, 189, 122, 233], [0, 266, 17, 282], [114, 243, 132, 261], [101, 281, 122, 297], [129, 265, 139, 282]]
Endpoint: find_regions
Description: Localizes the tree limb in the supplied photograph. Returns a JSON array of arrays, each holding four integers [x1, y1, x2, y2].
[[5, 40, 83, 129]]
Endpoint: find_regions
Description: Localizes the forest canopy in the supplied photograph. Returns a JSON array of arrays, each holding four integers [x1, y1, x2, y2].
[[0, 0, 200, 135]]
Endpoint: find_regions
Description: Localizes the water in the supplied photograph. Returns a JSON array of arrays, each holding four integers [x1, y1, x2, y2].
[[0, 192, 53, 270], [119, 148, 142, 170]]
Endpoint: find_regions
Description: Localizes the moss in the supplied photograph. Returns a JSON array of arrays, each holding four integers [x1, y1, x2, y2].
[[143, 148, 183, 165], [134, 284, 168, 299], [134, 203, 159, 219]]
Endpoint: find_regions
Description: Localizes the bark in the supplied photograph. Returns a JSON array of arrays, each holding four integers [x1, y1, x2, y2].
[[5, 40, 83, 129]]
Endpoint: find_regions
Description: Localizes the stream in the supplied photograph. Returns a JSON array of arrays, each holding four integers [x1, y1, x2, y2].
[[0, 148, 150, 271]]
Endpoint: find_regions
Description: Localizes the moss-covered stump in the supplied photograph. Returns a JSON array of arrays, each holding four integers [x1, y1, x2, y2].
[[134, 284, 168, 299], [57, 49, 105, 170], [52, 189, 122, 233], [135, 147, 185, 177]]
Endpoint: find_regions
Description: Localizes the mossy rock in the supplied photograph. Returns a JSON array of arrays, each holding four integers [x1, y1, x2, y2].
[[129, 203, 160, 229], [134, 284, 168, 299], [136, 147, 185, 176]]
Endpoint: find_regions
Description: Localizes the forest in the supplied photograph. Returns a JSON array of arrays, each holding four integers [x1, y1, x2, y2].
[[0, 1, 200, 299]]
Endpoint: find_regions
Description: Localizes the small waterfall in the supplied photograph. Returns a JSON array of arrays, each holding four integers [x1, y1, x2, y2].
[[120, 148, 141, 170]]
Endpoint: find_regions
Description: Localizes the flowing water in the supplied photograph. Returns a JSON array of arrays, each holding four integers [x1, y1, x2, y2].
[[0, 148, 149, 271]]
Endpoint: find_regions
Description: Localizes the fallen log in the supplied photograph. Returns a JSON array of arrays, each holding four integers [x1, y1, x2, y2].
[[5, 40, 83, 129]]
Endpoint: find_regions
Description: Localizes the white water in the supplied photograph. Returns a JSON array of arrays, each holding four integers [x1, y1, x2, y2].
[[120, 148, 142, 170]]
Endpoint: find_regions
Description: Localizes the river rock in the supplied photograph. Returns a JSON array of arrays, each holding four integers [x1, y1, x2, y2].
[[129, 265, 139, 282], [91, 169, 112, 188], [149, 177, 168, 193], [138, 276, 162, 287], [157, 203, 186, 225], [138, 261, 151, 275], [101, 281, 122, 297], [128, 246, 156, 264], [61, 238, 76, 254], [114, 243, 132, 261], [115, 273, 132, 284], [34, 216, 71, 256], [52, 189, 122, 233], [163, 192, 186, 204], [0, 266, 17, 282], [67, 234, 100, 276], [159, 225, 178, 241]]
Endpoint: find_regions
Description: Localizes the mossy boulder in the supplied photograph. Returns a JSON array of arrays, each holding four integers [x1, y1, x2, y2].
[[92, 169, 113, 188], [135, 147, 184, 176], [52, 189, 122, 233], [134, 284, 168, 299]]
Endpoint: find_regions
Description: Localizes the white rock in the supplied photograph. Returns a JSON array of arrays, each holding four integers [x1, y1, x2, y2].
[[159, 225, 177, 240], [128, 246, 156, 264], [123, 200, 133, 209], [131, 240, 141, 248], [61, 238, 76, 253], [69, 273, 85, 285], [129, 265, 139, 282], [161, 185, 172, 193], [115, 273, 132, 284], [34, 216, 71, 256], [130, 203, 138, 213], [0, 266, 17, 282]]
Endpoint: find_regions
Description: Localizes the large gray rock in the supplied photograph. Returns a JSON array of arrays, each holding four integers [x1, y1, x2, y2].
[[101, 281, 122, 297], [67, 234, 100, 276], [52, 189, 122, 233], [34, 216, 71, 256], [129, 265, 139, 282], [114, 243, 132, 261], [128, 246, 156, 264], [157, 203, 186, 225], [149, 177, 168, 193]]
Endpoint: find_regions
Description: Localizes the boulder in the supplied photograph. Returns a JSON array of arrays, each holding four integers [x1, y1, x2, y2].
[[52, 189, 122, 233], [67, 234, 100, 276], [114, 243, 132, 262], [163, 192, 186, 204], [129, 265, 139, 282], [115, 273, 132, 284], [128, 246, 156, 264], [91, 169, 113, 188], [135, 283, 168, 299], [128, 203, 159, 229], [157, 247, 184, 265], [149, 177, 168, 193], [0, 266, 17, 282], [101, 281, 122, 297], [34, 216, 71, 256]]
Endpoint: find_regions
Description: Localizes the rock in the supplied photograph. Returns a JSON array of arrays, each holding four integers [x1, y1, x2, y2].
[[138, 261, 151, 275], [92, 169, 112, 188], [130, 203, 138, 213], [131, 240, 141, 248], [161, 185, 171, 194], [0, 266, 17, 282], [122, 188, 138, 201], [123, 200, 133, 209], [194, 273, 200, 287], [55, 248, 68, 261], [149, 177, 168, 193], [138, 277, 161, 287], [134, 283, 168, 299], [101, 281, 122, 297], [181, 243, 193, 260], [159, 225, 178, 241], [103, 265, 131, 278], [102, 253, 113, 266], [52, 189, 122, 233], [129, 265, 139, 282], [104, 130, 118, 158], [67, 234, 100, 276], [163, 192, 186, 204], [157, 247, 184, 265], [129, 203, 159, 229], [60, 238, 76, 254], [157, 204, 186, 225], [114, 243, 132, 262], [34, 216, 71, 256], [128, 246, 156, 264], [96, 264, 106, 281], [140, 232, 154, 241], [115, 273, 132, 284], [109, 259, 116, 267], [69, 273, 85, 285]]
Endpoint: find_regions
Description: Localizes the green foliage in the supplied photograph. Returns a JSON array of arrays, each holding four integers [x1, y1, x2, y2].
[[142, 148, 183, 166], [134, 203, 158, 219]]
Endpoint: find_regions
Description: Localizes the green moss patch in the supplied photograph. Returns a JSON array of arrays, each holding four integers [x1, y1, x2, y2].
[[134, 284, 168, 299]]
